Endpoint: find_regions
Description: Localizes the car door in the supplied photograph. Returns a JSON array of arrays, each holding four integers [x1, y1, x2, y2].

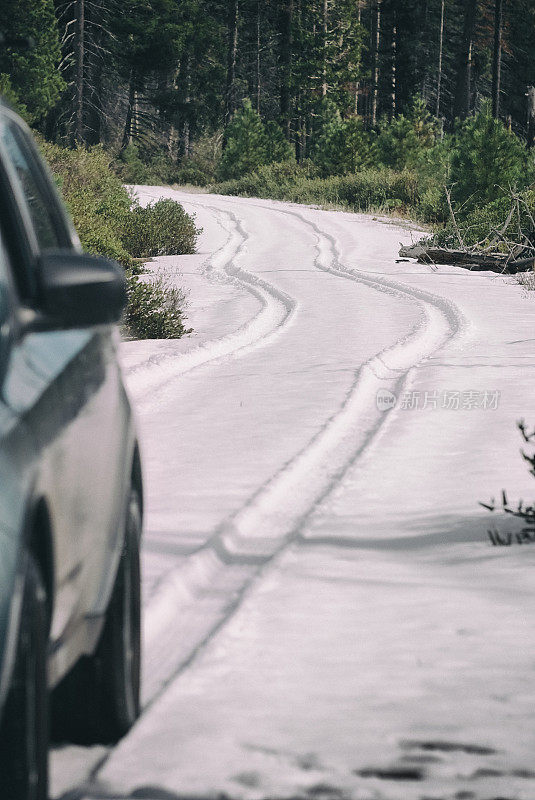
[[0, 214, 43, 707], [0, 120, 89, 654], [0, 113, 129, 652]]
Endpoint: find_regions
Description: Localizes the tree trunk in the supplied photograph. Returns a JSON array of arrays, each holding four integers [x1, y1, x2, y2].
[[122, 70, 136, 148], [255, 0, 261, 113], [492, 0, 504, 118], [390, 21, 396, 118], [527, 86, 535, 148], [85, 60, 103, 145], [322, 0, 328, 97], [354, 0, 362, 113], [279, 0, 294, 139], [73, 0, 84, 144], [371, 0, 381, 126], [225, 0, 239, 125], [419, 0, 430, 100], [453, 0, 478, 120], [436, 0, 445, 117]]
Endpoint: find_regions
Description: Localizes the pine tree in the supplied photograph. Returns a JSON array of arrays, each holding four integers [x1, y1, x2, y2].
[[0, 0, 65, 123], [218, 99, 271, 178]]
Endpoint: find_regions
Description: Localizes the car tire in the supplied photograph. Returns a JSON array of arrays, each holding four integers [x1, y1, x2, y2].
[[51, 488, 141, 745], [0, 553, 49, 800]]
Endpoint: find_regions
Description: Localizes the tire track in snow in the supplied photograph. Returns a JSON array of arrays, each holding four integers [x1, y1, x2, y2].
[[201, 198, 468, 557], [139, 194, 468, 707], [56, 196, 470, 799], [125, 197, 296, 406]]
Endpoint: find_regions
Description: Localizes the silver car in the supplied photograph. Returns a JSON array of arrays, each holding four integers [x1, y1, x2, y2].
[[0, 99, 143, 799]]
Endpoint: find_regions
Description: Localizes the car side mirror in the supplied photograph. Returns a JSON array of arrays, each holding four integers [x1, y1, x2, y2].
[[28, 251, 127, 332]]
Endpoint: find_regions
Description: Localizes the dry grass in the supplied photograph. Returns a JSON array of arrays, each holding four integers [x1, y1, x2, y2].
[[517, 269, 535, 293]]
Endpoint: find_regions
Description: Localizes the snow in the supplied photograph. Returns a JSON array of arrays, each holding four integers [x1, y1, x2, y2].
[[52, 190, 535, 800]]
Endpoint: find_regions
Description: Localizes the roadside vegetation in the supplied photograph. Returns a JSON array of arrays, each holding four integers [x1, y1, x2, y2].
[[2, 0, 535, 330], [39, 140, 198, 339], [481, 421, 535, 547]]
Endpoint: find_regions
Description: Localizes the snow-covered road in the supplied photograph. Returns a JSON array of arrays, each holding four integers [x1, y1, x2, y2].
[[53, 190, 535, 800]]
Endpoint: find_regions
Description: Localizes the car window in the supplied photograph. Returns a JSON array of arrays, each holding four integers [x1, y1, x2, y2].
[[0, 229, 12, 334], [0, 122, 61, 251]]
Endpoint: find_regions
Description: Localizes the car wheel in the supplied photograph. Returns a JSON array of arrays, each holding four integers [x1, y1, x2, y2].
[[51, 488, 141, 745], [0, 553, 49, 800]]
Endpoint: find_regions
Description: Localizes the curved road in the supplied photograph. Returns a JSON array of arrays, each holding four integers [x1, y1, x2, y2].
[[53, 191, 535, 800]]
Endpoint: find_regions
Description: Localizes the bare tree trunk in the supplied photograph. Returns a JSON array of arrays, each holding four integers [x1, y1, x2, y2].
[[527, 86, 535, 148], [255, 0, 261, 113], [85, 61, 103, 145], [453, 0, 478, 120], [371, 0, 381, 126], [168, 125, 179, 159], [279, 0, 294, 139], [182, 55, 192, 157], [321, 0, 328, 97], [122, 71, 136, 148], [295, 90, 302, 161], [419, 0, 430, 100], [436, 0, 445, 117], [492, 0, 504, 118], [74, 0, 84, 144], [354, 0, 362, 113], [132, 88, 139, 142], [390, 21, 396, 118], [225, 0, 239, 125]]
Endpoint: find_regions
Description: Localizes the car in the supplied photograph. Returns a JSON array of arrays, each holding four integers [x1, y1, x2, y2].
[[0, 98, 143, 799]]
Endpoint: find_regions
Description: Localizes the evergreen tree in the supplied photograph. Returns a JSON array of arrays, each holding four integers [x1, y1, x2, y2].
[[0, 0, 64, 123], [313, 106, 371, 175], [374, 96, 438, 169], [450, 104, 532, 210], [218, 99, 270, 179]]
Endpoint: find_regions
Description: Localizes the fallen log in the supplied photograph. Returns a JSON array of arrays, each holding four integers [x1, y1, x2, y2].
[[398, 244, 535, 274]]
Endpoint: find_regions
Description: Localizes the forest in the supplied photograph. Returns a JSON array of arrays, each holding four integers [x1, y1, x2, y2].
[[2, 0, 535, 333], [1, 1, 534, 162]]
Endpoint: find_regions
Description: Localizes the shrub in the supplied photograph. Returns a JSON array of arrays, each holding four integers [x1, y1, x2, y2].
[[265, 120, 294, 164], [38, 139, 197, 339], [374, 97, 439, 171], [124, 271, 192, 339], [481, 422, 535, 547], [312, 114, 372, 176], [450, 105, 532, 213], [218, 100, 293, 180], [114, 143, 154, 185], [39, 139, 135, 266], [120, 199, 200, 258], [213, 163, 418, 213], [0, 74, 28, 119]]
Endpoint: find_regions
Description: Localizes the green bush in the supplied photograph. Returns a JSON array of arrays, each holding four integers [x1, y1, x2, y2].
[[312, 114, 372, 176], [120, 199, 200, 258], [124, 271, 192, 339], [213, 163, 419, 213], [374, 97, 439, 171], [218, 100, 293, 180], [114, 143, 154, 185], [39, 139, 136, 266], [172, 158, 213, 186], [38, 139, 197, 339], [115, 134, 224, 187], [213, 160, 316, 198], [450, 106, 532, 213], [0, 74, 28, 119], [265, 120, 294, 164]]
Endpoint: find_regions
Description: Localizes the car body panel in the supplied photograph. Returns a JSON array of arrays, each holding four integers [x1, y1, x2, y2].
[[0, 99, 141, 717]]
